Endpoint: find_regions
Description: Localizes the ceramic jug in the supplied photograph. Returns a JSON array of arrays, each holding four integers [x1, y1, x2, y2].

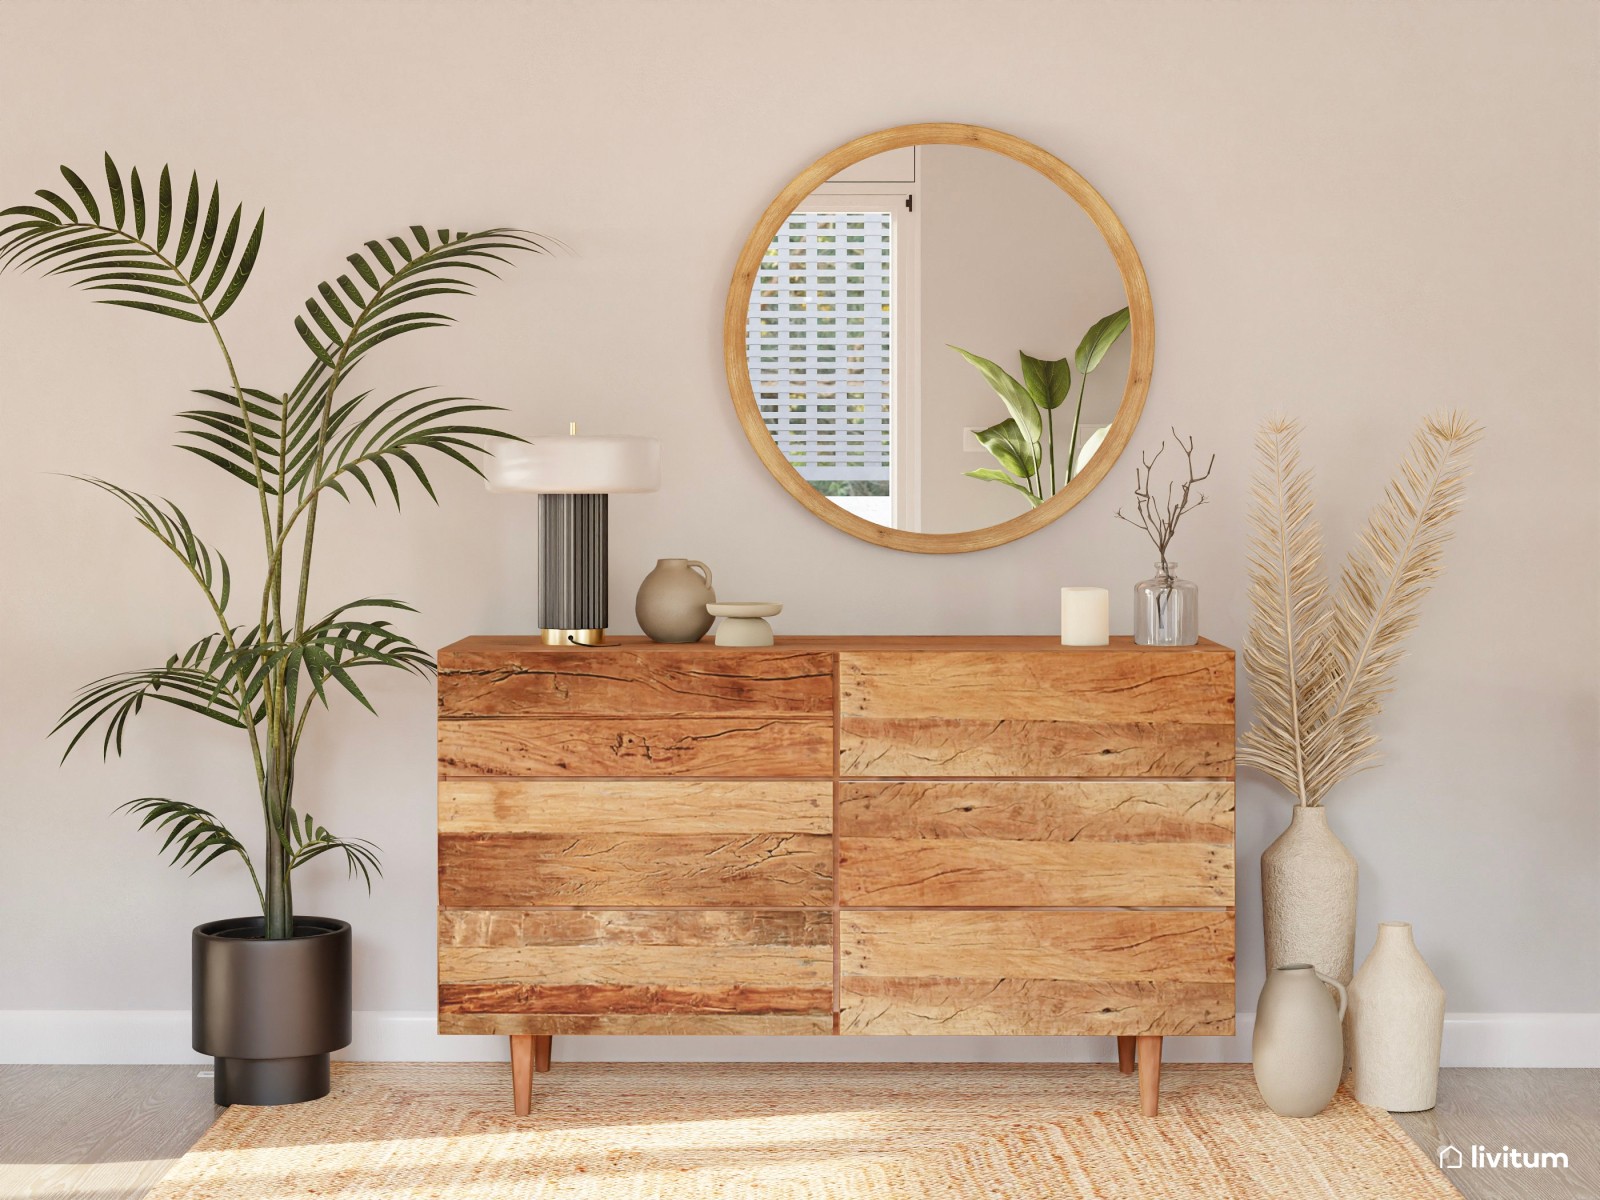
[[635, 558, 716, 643], [1252, 962, 1348, 1117]]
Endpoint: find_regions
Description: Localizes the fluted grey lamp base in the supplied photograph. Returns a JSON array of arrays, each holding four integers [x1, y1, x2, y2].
[[539, 493, 609, 645]]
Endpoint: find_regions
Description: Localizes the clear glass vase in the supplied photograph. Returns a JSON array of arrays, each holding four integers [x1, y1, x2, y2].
[[1134, 560, 1198, 645]]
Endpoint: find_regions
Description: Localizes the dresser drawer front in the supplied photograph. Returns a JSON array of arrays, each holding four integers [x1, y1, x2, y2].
[[838, 780, 1233, 907], [439, 779, 834, 906], [839, 910, 1234, 1036], [441, 779, 832, 835], [440, 832, 833, 907], [438, 717, 835, 778], [838, 650, 1234, 778], [440, 909, 833, 1035], [438, 648, 835, 717]]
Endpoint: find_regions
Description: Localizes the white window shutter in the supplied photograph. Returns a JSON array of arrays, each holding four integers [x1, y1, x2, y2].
[[746, 211, 893, 488]]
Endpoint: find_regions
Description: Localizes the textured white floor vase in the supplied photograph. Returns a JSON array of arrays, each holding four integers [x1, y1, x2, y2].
[[1261, 805, 1360, 984], [141, 1063, 1457, 1200], [1348, 921, 1448, 1111]]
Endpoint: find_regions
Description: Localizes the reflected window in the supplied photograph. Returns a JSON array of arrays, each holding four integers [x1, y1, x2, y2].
[[747, 202, 909, 528]]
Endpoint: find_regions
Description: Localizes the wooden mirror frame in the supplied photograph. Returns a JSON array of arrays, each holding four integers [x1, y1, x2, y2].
[[724, 122, 1154, 554]]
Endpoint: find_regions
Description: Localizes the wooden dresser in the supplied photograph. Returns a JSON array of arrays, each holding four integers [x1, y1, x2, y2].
[[437, 635, 1235, 1115]]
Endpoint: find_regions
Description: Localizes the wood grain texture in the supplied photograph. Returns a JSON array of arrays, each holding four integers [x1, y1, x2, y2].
[[721, 122, 1154, 555], [440, 779, 833, 834], [439, 833, 833, 906], [839, 717, 1235, 779], [1138, 1035, 1163, 1116], [838, 649, 1234, 778], [838, 782, 1233, 907], [440, 982, 831, 1015], [840, 838, 1232, 906], [510, 1035, 533, 1116], [437, 717, 834, 778], [438, 1012, 834, 1035], [838, 780, 1234, 842], [437, 647, 834, 716], [839, 650, 1235, 723], [0, 1065, 219, 1200], [839, 910, 1234, 1036], [439, 909, 833, 1032], [841, 910, 1235, 980], [440, 910, 833, 987], [440, 908, 835, 948]]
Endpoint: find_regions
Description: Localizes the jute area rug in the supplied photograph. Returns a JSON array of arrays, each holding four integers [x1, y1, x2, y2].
[[144, 1062, 1456, 1199]]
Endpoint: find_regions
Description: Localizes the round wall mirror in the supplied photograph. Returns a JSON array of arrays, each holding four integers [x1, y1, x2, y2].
[[724, 123, 1153, 553]]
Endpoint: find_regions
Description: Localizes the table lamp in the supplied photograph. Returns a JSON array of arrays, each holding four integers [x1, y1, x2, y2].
[[485, 425, 661, 645]]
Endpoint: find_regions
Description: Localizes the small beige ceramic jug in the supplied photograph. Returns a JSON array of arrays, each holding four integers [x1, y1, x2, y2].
[[1252, 962, 1348, 1117], [635, 558, 716, 643]]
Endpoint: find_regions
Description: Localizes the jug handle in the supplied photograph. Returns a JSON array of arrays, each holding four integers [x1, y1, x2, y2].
[[1314, 969, 1348, 1021], [688, 560, 713, 589]]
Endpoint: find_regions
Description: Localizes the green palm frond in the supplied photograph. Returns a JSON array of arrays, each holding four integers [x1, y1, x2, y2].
[[176, 374, 368, 497], [55, 631, 257, 759], [297, 616, 433, 714], [120, 798, 257, 885], [75, 478, 231, 613], [314, 388, 519, 507], [293, 226, 552, 372], [287, 809, 382, 890], [0, 155, 263, 322]]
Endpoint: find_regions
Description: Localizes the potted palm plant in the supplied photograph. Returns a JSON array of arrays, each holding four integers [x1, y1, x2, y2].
[[1, 155, 544, 1104]]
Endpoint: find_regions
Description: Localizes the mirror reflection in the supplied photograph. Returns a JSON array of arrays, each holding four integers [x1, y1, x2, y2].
[[744, 143, 1132, 535]]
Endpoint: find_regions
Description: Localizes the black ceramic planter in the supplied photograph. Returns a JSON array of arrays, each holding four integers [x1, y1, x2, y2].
[[192, 916, 352, 1106]]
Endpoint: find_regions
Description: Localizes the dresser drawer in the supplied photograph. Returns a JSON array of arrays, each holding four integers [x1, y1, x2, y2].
[[838, 649, 1234, 778], [839, 910, 1235, 1036], [441, 779, 832, 834], [438, 646, 835, 717], [440, 908, 834, 1035], [838, 780, 1234, 906], [438, 717, 835, 778], [439, 779, 834, 907]]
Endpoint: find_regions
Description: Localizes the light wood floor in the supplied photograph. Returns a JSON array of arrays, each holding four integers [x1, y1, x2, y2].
[[1, 1065, 1594, 1199], [0, 1065, 220, 1200]]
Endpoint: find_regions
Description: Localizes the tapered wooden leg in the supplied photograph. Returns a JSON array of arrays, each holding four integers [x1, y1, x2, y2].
[[510, 1035, 534, 1116], [534, 1034, 552, 1073], [1136, 1035, 1162, 1116], [1117, 1035, 1137, 1074]]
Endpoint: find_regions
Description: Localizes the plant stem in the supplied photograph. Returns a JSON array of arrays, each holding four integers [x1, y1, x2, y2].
[[262, 717, 295, 938], [1046, 408, 1057, 494], [1066, 374, 1088, 482]]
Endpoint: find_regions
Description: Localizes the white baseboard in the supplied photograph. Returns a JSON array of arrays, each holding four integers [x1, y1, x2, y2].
[[3, 1010, 1596, 1067]]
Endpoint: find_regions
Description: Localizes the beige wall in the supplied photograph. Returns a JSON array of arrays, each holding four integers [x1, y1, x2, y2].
[[918, 143, 1130, 533], [2, 0, 1595, 1041]]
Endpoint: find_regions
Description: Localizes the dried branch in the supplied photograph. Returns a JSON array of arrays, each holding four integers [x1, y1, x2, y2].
[[1115, 428, 1214, 568]]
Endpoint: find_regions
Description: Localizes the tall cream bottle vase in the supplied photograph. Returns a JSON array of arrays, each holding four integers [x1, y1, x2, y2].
[[1346, 922, 1446, 1112], [635, 558, 716, 643], [1261, 804, 1359, 983], [1252, 963, 1349, 1118]]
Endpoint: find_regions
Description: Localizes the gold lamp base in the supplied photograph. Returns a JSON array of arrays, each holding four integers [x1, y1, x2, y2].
[[540, 627, 609, 647]]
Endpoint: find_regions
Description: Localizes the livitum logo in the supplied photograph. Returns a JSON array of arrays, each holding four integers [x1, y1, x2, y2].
[[1438, 1143, 1570, 1170]]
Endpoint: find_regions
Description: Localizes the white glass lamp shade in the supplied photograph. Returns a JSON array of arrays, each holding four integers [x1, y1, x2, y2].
[[484, 435, 660, 494]]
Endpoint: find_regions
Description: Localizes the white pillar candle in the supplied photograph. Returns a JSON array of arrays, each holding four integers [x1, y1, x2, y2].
[[1061, 586, 1110, 646]]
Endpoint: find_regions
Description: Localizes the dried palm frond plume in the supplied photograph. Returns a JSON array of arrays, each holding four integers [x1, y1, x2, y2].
[[1238, 419, 1335, 803], [1239, 411, 1483, 806]]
